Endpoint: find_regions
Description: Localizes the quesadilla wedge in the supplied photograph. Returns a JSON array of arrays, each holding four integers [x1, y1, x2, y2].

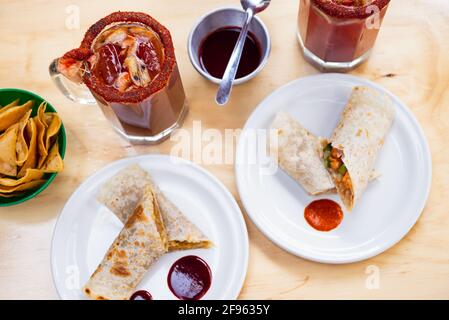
[[97, 165, 212, 251], [83, 186, 167, 300], [323, 86, 395, 211]]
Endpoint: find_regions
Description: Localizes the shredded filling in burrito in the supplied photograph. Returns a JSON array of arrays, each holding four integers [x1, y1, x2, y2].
[[323, 143, 353, 203]]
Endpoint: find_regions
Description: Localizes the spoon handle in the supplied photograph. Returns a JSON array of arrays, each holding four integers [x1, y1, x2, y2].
[[216, 9, 254, 106]]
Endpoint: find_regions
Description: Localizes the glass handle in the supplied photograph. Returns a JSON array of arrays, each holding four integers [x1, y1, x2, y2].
[[49, 58, 97, 105]]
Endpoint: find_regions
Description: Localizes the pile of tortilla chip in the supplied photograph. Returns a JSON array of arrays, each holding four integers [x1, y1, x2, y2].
[[0, 98, 64, 198]]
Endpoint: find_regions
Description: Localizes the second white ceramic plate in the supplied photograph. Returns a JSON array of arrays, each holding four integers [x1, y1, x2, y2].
[[236, 74, 431, 264], [52, 155, 248, 299]]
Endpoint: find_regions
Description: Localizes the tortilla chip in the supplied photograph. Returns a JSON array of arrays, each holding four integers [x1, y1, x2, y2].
[[44, 113, 62, 151], [0, 99, 20, 114], [16, 110, 32, 166], [0, 179, 45, 194], [0, 100, 34, 132], [0, 192, 25, 198], [0, 168, 44, 187], [34, 102, 48, 168], [0, 124, 19, 176], [40, 139, 63, 173], [38, 102, 49, 129], [18, 118, 37, 177]]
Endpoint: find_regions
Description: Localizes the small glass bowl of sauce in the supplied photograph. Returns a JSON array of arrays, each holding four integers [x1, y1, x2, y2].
[[188, 7, 271, 85]]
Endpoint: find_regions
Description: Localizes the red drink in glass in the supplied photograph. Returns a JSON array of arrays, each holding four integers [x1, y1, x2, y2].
[[50, 12, 187, 144], [297, 0, 390, 71]]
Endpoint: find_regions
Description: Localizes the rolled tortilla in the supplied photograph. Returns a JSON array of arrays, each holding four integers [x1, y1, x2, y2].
[[325, 86, 395, 211], [97, 164, 212, 250], [83, 186, 167, 300], [270, 112, 334, 195]]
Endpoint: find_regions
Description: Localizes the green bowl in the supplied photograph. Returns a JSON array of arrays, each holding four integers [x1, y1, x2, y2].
[[0, 88, 66, 207]]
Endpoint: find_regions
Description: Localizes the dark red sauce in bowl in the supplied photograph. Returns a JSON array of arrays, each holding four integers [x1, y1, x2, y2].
[[199, 27, 262, 79], [167, 255, 212, 300]]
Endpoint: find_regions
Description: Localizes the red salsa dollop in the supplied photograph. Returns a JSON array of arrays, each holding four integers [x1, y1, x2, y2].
[[304, 199, 344, 232]]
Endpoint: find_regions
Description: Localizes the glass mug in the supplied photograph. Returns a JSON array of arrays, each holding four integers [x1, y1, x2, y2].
[[297, 0, 390, 72], [49, 12, 188, 144]]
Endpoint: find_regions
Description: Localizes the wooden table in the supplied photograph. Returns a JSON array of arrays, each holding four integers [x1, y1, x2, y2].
[[1, 0, 448, 300]]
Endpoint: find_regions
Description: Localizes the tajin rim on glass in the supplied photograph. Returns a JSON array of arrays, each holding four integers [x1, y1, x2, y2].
[[59, 11, 176, 103], [312, 0, 390, 19]]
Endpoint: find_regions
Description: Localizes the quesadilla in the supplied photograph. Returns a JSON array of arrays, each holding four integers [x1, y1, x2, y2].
[[97, 164, 212, 251], [83, 186, 167, 300], [323, 86, 395, 211]]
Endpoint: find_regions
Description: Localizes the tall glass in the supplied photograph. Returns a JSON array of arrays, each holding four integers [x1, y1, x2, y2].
[[50, 12, 187, 144], [297, 0, 390, 72]]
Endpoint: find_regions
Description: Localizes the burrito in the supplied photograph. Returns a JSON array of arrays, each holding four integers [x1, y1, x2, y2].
[[323, 86, 395, 211], [84, 186, 167, 300], [270, 112, 335, 195], [97, 164, 212, 250]]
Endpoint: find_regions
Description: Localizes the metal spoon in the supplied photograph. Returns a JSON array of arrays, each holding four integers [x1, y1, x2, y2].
[[215, 0, 271, 105]]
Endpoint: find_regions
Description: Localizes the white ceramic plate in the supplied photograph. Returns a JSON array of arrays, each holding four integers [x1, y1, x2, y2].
[[236, 74, 431, 264], [52, 155, 248, 299]]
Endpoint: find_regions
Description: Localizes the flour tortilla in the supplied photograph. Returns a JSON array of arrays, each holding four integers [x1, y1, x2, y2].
[[328, 86, 395, 211], [270, 112, 334, 195], [83, 186, 167, 300], [97, 164, 212, 251]]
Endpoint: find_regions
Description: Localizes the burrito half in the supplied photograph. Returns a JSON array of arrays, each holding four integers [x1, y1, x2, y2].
[[323, 86, 395, 211], [83, 186, 167, 300], [97, 164, 212, 250], [270, 112, 334, 195]]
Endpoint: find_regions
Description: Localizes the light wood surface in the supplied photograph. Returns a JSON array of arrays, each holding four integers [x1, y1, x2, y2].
[[1, 0, 448, 300]]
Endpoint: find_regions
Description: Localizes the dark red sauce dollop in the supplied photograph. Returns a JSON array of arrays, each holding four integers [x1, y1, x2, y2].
[[130, 290, 153, 300], [167, 255, 212, 300]]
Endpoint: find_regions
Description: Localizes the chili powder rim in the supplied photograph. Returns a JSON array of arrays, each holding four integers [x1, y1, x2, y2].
[[61, 11, 176, 104], [311, 0, 390, 19]]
